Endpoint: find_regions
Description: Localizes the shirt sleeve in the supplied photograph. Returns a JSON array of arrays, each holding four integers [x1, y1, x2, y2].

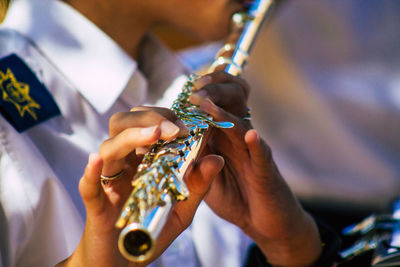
[[243, 218, 341, 267]]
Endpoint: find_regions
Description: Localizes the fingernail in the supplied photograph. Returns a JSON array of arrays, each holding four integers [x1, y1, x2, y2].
[[190, 90, 207, 105], [141, 126, 157, 136], [175, 119, 190, 137], [193, 75, 212, 90], [217, 155, 225, 167], [161, 120, 180, 137]]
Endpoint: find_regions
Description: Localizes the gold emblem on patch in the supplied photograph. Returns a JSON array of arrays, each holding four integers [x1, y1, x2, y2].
[[0, 68, 40, 120]]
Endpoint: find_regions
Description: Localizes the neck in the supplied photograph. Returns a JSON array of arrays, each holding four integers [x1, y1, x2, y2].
[[64, 0, 153, 59]]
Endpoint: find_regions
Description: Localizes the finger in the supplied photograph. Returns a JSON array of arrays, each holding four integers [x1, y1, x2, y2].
[[200, 98, 250, 146], [154, 155, 224, 254], [109, 109, 188, 138], [131, 106, 189, 137], [245, 129, 274, 177], [173, 154, 225, 228], [100, 126, 161, 176], [130, 106, 178, 121], [190, 82, 247, 117], [100, 163, 136, 208], [193, 71, 250, 98], [185, 154, 225, 197], [79, 153, 104, 214]]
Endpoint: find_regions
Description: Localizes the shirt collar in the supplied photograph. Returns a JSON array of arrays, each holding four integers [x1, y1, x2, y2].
[[140, 34, 190, 106], [2, 0, 136, 113]]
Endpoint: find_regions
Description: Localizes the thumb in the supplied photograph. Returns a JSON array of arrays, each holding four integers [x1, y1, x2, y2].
[[175, 154, 225, 218], [151, 154, 224, 259], [185, 154, 225, 198], [168, 154, 224, 229]]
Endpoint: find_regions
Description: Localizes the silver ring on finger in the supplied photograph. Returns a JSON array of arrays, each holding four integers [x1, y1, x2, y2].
[[100, 169, 125, 185]]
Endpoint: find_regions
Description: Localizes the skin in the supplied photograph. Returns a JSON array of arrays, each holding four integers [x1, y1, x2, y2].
[[0, 0, 11, 23], [57, 0, 323, 266], [64, 0, 246, 58], [190, 73, 321, 266]]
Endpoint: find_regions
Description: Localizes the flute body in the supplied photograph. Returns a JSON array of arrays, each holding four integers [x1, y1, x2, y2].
[[116, 0, 275, 262]]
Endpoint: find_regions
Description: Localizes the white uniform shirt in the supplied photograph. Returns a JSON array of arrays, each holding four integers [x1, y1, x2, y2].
[[0, 0, 251, 266]]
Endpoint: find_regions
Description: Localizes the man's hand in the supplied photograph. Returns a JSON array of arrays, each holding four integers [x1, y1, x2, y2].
[[191, 72, 322, 267]]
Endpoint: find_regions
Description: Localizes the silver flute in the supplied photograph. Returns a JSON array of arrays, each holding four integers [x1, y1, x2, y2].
[[116, 0, 275, 262]]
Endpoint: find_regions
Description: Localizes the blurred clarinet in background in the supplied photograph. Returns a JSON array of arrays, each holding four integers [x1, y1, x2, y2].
[[339, 198, 400, 266]]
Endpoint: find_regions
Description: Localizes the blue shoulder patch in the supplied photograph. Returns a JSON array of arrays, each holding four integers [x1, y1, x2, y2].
[[0, 53, 60, 132]]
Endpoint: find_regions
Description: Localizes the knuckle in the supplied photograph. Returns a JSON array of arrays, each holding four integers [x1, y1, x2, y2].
[[109, 112, 126, 128], [145, 110, 163, 121], [130, 108, 164, 123], [235, 77, 250, 98], [203, 84, 221, 102], [99, 139, 115, 162], [163, 107, 179, 119]]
